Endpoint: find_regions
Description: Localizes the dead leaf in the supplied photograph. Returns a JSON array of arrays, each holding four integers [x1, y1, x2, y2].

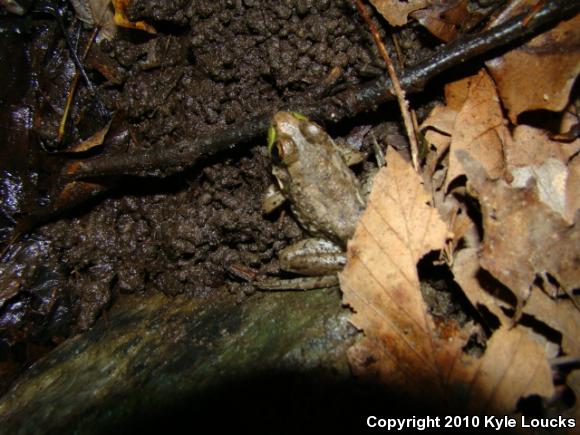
[[444, 75, 472, 111], [112, 0, 157, 35], [525, 288, 580, 357], [506, 125, 580, 168], [467, 326, 554, 413], [486, 14, 580, 122], [420, 104, 453, 183], [567, 154, 580, 223], [64, 119, 112, 153], [341, 148, 554, 412], [369, 0, 429, 27], [510, 158, 569, 221], [445, 70, 506, 190], [70, 0, 117, 41], [421, 71, 508, 193], [70, 0, 156, 41], [457, 150, 580, 308], [421, 103, 457, 137], [419, 76, 475, 166], [452, 248, 511, 325], [411, 0, 481, 42], [341, 148, 450, 399], [503, 124, 580, 223]]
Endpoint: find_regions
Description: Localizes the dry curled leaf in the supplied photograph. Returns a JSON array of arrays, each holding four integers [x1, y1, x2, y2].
[[486, 13, 580, 122], [452, 248, 512, 325], [112, 0, 156, 35], [445, 70, 506, 190], [506, 125, 580, 168], [525, 288, 580, 357], [70, 0, 116, 41], [65, 119, 112, 153], [504, 124, 580, 224], [341, 149, 553, 412], [411, 0, 481, 42], [70, 0, 156, 41], [341, 148, 450, 398], [457, 151, 580, 308], [369, 0, 429, 27], [466, 326, 554, 413], [510, 158, 569, 222], [567, 154, 580, 223], [421, 71, 507, 191]]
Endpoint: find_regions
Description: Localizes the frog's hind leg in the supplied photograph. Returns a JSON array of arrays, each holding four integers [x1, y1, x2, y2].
[[278, 238, 346, 275], [254, 238, 345, 291], [254, 274, 339, 291]]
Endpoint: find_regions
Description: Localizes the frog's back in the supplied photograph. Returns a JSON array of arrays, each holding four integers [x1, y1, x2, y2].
[[278, 143, 365, 246], [269, 112, 366, 246]]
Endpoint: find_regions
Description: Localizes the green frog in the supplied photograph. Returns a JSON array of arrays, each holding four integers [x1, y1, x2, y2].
[[258, 112, 367, 290]]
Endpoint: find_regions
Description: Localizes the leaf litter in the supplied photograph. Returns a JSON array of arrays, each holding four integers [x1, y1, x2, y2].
[[342, 1, 580, 417], [70, 0, 155, 41], [0, 0, 577, 422]]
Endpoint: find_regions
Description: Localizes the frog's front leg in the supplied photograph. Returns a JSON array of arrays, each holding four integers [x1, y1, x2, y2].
[[255, 238, 345, 291], [262, 183, 286, 214]]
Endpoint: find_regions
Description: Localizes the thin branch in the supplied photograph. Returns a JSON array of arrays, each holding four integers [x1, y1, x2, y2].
[[64, 0, 580, 179], [58, 26, 99, 142], [354, 0, 420, 171]]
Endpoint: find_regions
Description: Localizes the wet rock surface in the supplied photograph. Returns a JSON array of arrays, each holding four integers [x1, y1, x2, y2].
[[0, 289, 367, 434]]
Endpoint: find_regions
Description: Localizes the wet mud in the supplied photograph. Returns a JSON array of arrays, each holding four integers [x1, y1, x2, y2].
[[0, 0, 427, 392]]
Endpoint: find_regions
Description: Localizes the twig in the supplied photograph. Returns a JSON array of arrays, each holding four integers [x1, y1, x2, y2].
[[354, 0, 420, 171], [390, 33, 405, 69], [35, 3, 109, 119], [58, 26, 99, 142], [64, 0, 580, 180]]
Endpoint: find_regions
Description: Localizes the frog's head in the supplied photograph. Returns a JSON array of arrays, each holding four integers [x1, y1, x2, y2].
[[267, 112, 326, 167]]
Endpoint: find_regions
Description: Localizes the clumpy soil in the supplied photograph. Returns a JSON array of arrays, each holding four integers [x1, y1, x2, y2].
[[0, 0, 431, 392]]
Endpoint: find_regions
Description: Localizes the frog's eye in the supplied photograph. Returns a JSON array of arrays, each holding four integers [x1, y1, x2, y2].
[[267, 124, 287, 163], [290, 112, 309, 122]]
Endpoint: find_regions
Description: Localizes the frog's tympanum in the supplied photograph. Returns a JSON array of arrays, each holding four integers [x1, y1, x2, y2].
[[259, 112, 366, 290]]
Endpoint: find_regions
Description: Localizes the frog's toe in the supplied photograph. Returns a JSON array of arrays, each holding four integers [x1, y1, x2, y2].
[[262, 184, 286, 214]]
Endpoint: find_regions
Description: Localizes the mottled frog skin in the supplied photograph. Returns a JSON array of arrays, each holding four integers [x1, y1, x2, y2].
[[260, 112, 366, 289], [266, 112, 365, 246]]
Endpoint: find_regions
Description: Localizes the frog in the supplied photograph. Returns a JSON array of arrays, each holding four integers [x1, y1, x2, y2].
[[257, 111, 367, 290]]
